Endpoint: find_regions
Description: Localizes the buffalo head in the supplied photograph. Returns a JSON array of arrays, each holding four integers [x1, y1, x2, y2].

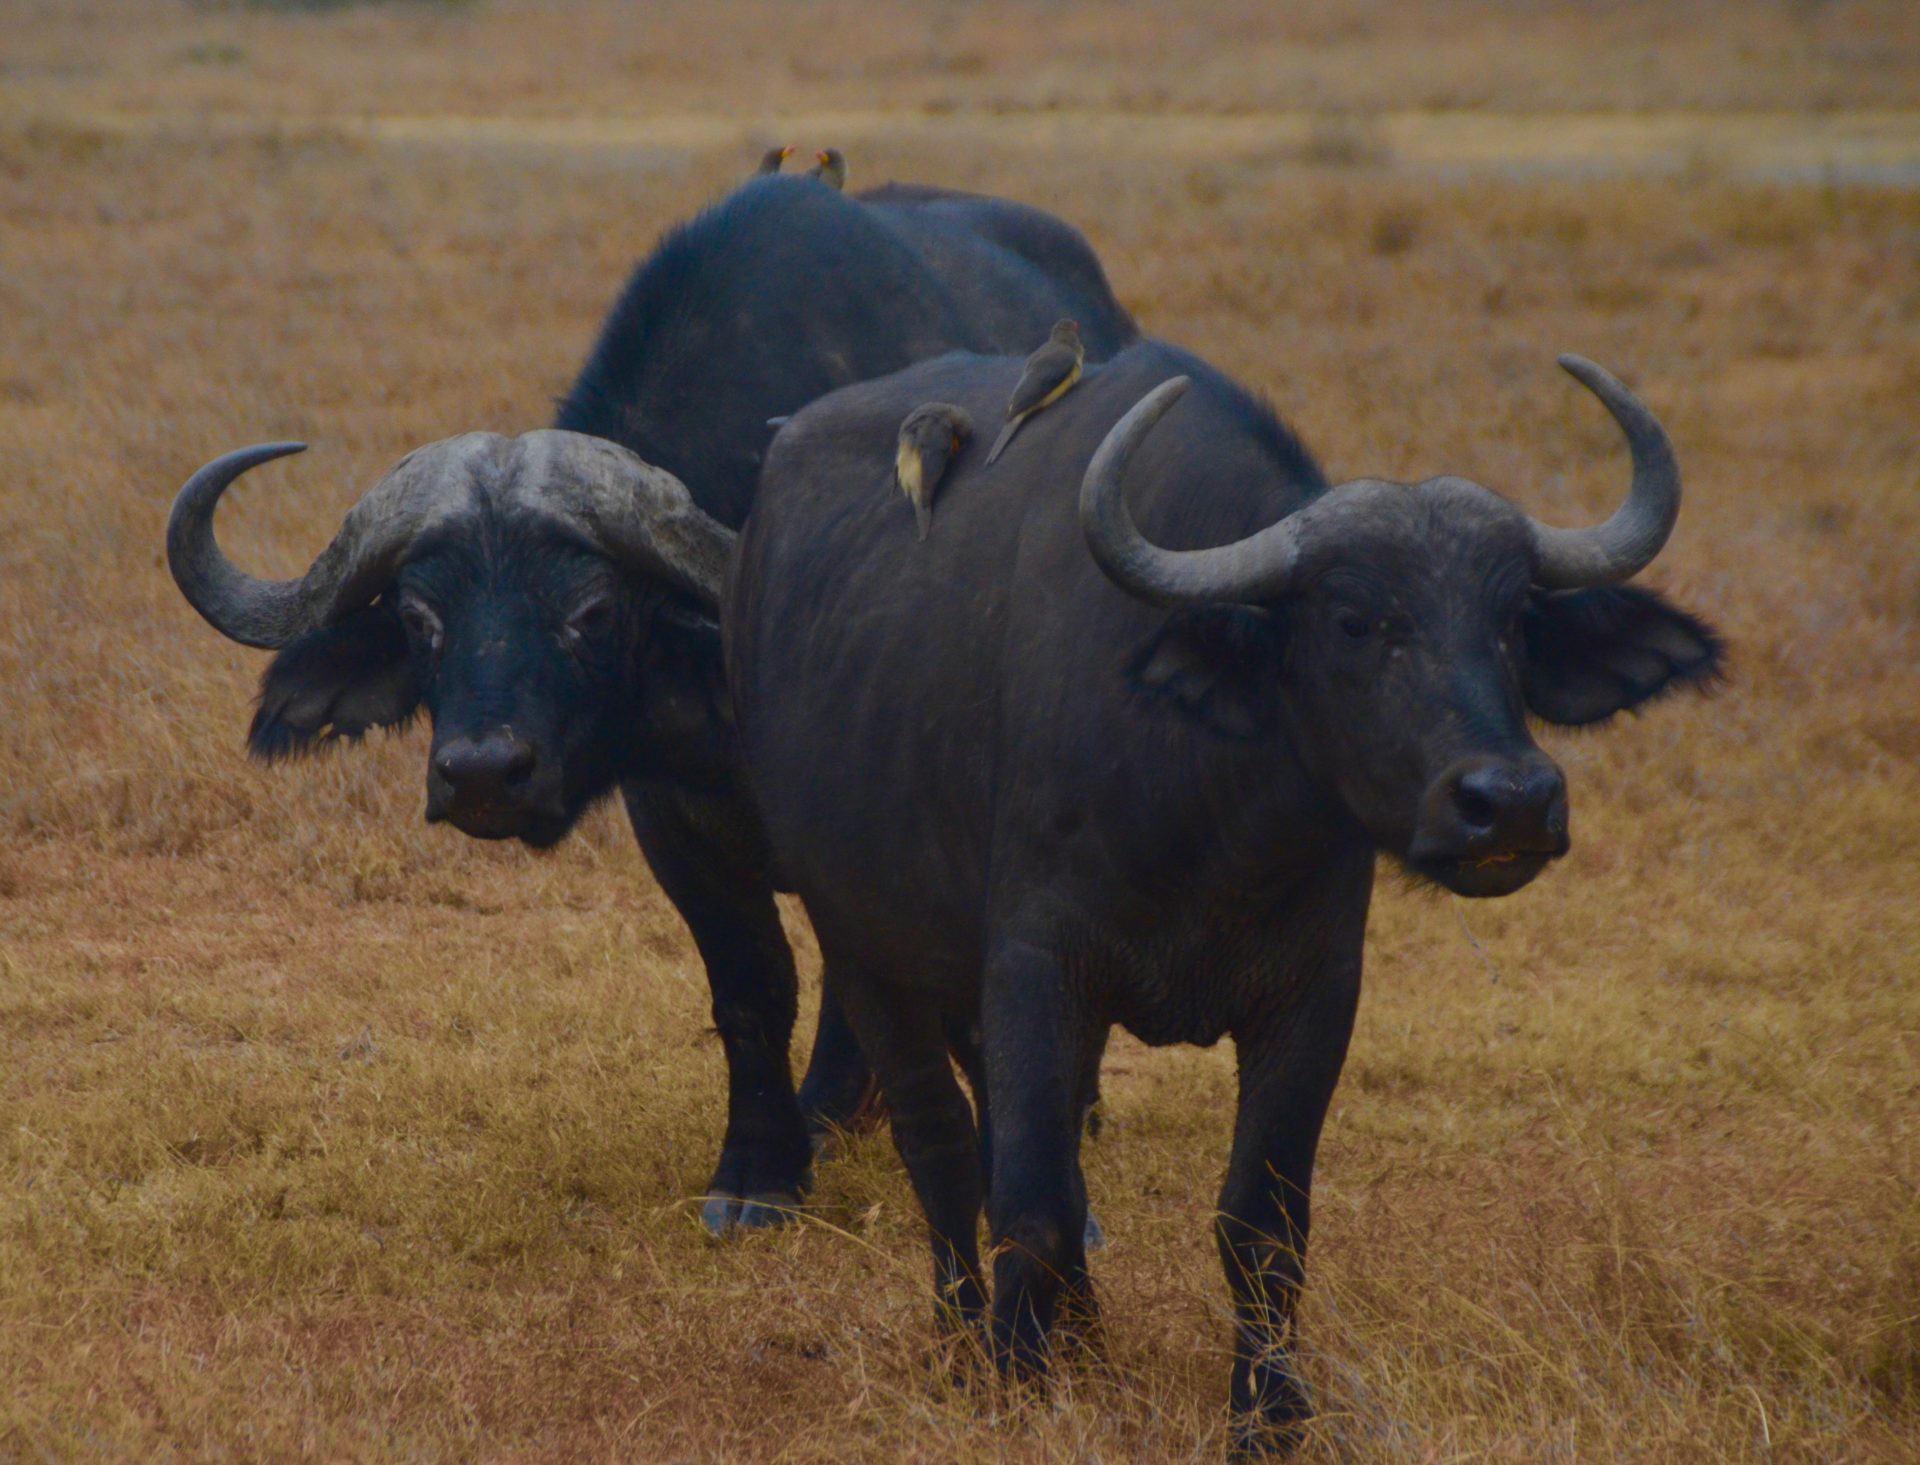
[[168, 431, 734, 847], [1082, 357, 1723, 897]]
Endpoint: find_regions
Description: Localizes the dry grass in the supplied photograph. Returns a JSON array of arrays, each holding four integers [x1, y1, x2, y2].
[[4, 4, 1920, 1461]]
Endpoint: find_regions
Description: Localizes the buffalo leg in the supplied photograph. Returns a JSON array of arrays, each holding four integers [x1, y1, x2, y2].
[[1218, 964, 1361, 1456], [828, 964, 986, 1329], [795, 983, 881, 1149], [621, 783, 811, 1233], [979, 939, 1100, 1376], [968, 1020, 1110, 1260], [1076, 1029, 1109, 1253]]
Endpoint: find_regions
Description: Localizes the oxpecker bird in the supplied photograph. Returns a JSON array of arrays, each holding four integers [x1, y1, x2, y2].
[[895, 403, 973, 540], [809, 148, 847, 190], [756, 145, 795, 176], [986, 318, 1084, 465]]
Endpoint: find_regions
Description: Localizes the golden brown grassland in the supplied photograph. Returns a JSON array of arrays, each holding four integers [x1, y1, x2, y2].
[[3, 2, 1919, 1460]]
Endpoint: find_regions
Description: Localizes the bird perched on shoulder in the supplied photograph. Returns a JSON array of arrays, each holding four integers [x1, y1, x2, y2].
[[895, 403, 973, 540], [986, 319, 1083, 465], [809, 148, 847, 190], [756, 145, 795, 175]]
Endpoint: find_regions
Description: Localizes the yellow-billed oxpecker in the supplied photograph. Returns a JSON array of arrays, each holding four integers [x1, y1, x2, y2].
[[809, 148, 847, 190], [986, 318, 1083, 464], [756, 144, 795, 176], [894, 402, 973, 540]]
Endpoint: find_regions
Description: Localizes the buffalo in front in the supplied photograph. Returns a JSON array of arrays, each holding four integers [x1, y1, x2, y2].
[[724, 339, 1722, 1452]]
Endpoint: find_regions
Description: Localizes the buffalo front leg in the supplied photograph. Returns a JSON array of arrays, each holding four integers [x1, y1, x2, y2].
[[1218, 963, 1361, 1457], [979, 939, 1103, 1377], [623, 783, 812, 1234]]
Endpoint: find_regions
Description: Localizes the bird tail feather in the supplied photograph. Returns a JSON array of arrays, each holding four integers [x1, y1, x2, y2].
[[986, 416, 1023, 466]]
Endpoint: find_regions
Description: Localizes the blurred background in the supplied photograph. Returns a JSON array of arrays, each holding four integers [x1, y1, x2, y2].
[[3, 3, 1917, 1460]]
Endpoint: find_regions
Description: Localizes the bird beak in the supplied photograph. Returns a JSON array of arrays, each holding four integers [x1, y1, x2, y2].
[[818, 152, 831, 165], [780, 145, 794, 160]]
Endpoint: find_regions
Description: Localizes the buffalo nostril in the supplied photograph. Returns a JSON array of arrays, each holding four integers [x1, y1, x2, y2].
[[1454, 762, 1568, 848], [500, 742, 536, 787], [1452, 777, 1500, 833], [1541, 783, 1570, 839]]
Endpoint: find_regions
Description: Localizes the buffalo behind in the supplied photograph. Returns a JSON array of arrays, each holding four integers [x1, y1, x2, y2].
[[163, 173, 1139, 1233]]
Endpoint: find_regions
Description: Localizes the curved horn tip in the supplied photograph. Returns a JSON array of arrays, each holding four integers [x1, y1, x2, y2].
[[1082, 375, 1192, 487], [1556, 352, 1669, 439], [1557, 354, 1630, 399], [1143, 374, 1192, 412], [1096, 374, 1193, 446], [176, 441, 310, 485], [232, 441, 307, 464]]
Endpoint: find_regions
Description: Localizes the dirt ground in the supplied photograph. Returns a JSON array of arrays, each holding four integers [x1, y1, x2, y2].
[[3, 3, 1918, 1460]]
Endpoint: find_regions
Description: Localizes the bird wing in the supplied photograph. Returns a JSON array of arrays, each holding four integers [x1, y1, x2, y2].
[[1005, 344, 1082, 419], [920, 438, 955, 494], [895, 438, 923, 501]]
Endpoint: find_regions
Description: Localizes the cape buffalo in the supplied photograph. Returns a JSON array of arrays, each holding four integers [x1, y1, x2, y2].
[[164, 174, 1137, 1232], [722, 341, 1723, 1451]]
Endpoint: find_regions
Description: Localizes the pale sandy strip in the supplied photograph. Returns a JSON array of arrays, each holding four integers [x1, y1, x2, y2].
[[12, 104, 1920, 182]]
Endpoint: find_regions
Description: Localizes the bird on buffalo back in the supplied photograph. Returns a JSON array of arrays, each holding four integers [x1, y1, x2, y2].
[[895, 403, 973, 540], [986, 319, 1084, 465], [809, 148, 847, 190], [756, 144, 796, 175]]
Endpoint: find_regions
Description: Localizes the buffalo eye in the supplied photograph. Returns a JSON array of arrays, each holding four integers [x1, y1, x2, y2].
[[1498, 600, 1525, 650], [565, 592, 618, 647], [1334, 609, 1373, 642], [396, 592, 444, 657]]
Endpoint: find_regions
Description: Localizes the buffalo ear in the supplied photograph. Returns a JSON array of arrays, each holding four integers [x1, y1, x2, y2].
[[636, 598, 734, 782], [1128, 605, 1282, 740], [249, 603, 420, 760], [1521, 585, 1724, 727]]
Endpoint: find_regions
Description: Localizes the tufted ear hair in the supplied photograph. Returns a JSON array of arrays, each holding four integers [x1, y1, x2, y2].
[[249, 602, 420, 760], [1521, 585, 1725, 727], [1127, 604, 1285, 741]]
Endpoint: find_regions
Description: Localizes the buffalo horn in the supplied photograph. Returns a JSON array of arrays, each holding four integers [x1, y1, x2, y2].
[[1082, 357, 1682, 609], [1525, 355, 1682, 589], [166, 439, 470, 649], [167, 431, 732, 651], [1080, 375, 1310, 607]]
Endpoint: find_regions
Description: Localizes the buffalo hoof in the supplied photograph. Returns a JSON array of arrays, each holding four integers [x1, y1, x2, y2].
[[700, 1190, 804, 1236], [1229, 1419, 1308, 1461], [1055, 1279, 1106, 1366], [1230, 1368, 1312, 1459], [1083, 1208, 1107, 1253]]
